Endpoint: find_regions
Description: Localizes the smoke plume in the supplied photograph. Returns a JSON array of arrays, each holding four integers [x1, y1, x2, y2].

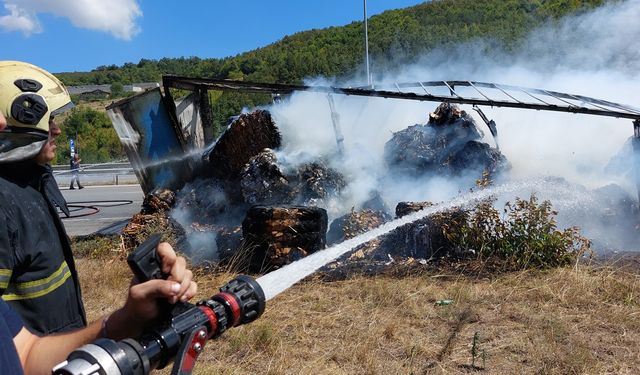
[[263, 0, 640, 251]]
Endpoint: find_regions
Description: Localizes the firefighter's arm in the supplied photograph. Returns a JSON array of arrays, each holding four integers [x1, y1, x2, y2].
[[14, 243, 197, 375]]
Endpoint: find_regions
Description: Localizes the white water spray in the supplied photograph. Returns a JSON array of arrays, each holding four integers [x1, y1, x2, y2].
[[256, 178, 549, 301], [138, 147, 205, 170]]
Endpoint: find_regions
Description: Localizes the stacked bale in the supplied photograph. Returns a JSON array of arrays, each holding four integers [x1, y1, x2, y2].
[[242, 206, 328, 271], [327, 209, 390, 245], [384, 102, 509, 182], [202, 110, 282, 203]]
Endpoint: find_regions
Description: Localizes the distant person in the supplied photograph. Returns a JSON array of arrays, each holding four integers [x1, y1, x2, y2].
[[69, 153, 84, 189]]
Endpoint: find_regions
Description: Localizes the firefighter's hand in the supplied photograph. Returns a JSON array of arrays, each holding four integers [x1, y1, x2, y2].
[[107, 243, 197, 339], [156, 242, 197, 303]]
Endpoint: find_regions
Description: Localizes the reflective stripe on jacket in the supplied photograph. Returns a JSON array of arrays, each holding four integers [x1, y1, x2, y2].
[[0, 162, 86, 334]]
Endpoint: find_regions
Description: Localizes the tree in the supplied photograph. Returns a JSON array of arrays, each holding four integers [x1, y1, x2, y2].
[[110, 82, 124, 97], [57, 107, 125, 164]]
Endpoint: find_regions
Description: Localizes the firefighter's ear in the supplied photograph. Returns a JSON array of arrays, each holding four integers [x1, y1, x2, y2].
[[0, 110, 7, 130]]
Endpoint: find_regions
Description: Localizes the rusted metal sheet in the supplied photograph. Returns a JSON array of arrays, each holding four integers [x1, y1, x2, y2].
[[106, 88, 191, 193]]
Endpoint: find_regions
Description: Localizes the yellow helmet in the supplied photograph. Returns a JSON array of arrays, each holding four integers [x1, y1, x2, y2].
[[0, 61, 74, 162]]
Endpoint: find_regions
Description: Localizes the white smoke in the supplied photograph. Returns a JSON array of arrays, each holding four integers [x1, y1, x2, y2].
[[0, 0, 142, 40], [264, 0, 640, 250]]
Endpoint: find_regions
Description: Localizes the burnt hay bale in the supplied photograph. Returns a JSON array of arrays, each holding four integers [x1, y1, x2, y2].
[[389, 202, 467, 259], [327, 209, 390, 245], [197, 110, 282, 205], [384, 102, 508, 180], [292, 161, 346, 204], [141, 188, 176, 214], [242, 205, 328, 272], [202, 109, 281, 182], [395, 201, 434, 218], [448, 140, 510, 178], [240, 149, 294, 205]]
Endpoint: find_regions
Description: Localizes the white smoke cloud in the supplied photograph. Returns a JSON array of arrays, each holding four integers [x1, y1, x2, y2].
[[0, 0, 142, 40], [264, 0, 640, 250]]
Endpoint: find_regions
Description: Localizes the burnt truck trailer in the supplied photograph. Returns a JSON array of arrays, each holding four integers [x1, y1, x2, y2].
[[107, 76, 640, 270], [106, 75, 640, 200]]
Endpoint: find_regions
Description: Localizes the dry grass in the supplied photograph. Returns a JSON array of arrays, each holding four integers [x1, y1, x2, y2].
[[75, 241, 640, 375]]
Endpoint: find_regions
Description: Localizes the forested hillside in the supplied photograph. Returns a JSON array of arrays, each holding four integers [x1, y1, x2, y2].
[[57, 0, 609, 85], [55, 0, 613, 164]]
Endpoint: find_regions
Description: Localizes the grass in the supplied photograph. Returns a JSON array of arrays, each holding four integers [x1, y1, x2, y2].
[[75, 238, 640, 375]]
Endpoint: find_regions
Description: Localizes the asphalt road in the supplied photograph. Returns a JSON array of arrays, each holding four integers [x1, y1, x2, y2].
[[60, 184, 144, 236]]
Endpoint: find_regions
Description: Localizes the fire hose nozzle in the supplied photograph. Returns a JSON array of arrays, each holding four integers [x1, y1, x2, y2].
[[199, 274, 266, 338], [52, 275, 266, 375], [218, 275, 266, 324]]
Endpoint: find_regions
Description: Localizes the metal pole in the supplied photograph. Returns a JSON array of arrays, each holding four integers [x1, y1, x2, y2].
[[326, 94, 345, 156], [633, 120, 640, 209], [364, 0, 371, 86]]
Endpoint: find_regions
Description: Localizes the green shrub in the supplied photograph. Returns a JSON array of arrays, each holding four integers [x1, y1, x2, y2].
[[446, 195, 591, 270]]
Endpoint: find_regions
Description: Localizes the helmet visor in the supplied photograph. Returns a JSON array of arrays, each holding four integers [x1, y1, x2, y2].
[[51, 101, 75, 117], [0, 128, 48, 163]]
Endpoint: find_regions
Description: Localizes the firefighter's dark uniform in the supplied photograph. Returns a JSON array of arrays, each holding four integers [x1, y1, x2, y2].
[[0, 162, 86, 334]]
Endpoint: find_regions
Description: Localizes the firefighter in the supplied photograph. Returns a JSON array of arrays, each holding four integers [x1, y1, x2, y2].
[[0, 61, 197, 342], [0, 240, 195, 375], [69, 153, 84, 189]]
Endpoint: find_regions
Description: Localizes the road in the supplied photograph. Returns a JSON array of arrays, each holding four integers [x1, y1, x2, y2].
[[60, 184, 144, 236]]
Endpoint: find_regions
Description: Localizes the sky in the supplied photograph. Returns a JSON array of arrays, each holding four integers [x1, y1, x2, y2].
[[0, 0, 424, 73]]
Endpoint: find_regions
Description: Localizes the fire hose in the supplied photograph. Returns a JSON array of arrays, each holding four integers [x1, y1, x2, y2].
[[52, 234, 266, 375]]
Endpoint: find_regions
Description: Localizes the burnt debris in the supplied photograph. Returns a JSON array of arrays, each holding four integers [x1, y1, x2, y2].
[[201, 110, 282, 204], [125, 103, 515, 275], [384, 102, 510, 182]]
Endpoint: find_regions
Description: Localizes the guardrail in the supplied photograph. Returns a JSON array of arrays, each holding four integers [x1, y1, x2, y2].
[[51, 162, 139, 186]]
